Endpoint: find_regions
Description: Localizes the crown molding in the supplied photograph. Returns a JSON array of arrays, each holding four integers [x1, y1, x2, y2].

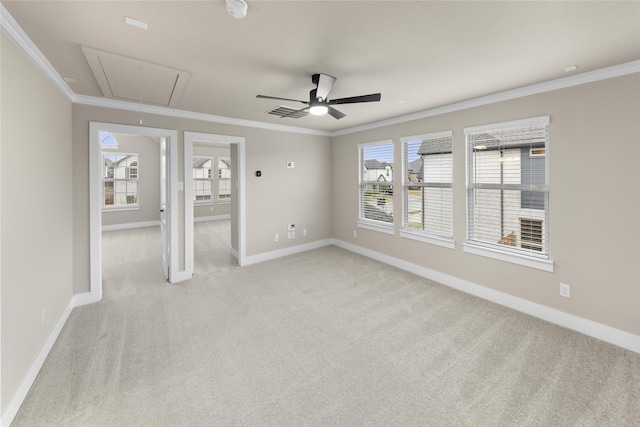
[[72, 94, 331, 137], [330, 60, 640, 137], [3, 4, 638, 139], [1, 4, 74, 101]]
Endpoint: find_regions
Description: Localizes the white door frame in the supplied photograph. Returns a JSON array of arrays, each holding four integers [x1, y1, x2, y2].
[[184, 131, 246, 275], [86, 122, 179, 304]]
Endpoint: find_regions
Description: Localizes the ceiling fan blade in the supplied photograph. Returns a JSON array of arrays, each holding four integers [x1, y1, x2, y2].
[[328, 93, 381, 105], [327, 106, 345, 120], [256, 95, 308, 104], [313, 73, 336, 101], [280, 106, 310, 119]]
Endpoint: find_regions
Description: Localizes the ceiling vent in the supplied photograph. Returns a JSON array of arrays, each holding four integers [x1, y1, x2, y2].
[[81, 46, 190, 107], [266, 106, 309, 119]]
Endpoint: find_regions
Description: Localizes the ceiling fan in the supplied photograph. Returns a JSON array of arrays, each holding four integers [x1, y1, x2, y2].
[[256, 73, 381, 119]]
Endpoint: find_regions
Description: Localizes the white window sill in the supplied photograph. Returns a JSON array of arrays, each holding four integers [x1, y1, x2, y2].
[[102, 205, 140, 213], [194, 201, 214, 206], [463, 242, 554, 272], [356, 220, 395, 235], [400, 229, 455, 250]]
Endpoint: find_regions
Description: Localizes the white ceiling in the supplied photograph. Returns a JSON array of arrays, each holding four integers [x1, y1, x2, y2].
[[3, 1, 639, 132]]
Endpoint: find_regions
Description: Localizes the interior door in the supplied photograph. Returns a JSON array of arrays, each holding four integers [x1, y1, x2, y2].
[[160, 137, 170, 281]]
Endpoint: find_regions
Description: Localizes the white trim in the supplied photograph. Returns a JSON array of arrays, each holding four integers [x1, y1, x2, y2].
[[399, 130, 453, 143], [101, 220, 160, 231], [101, 205, 140, 212], [184, 134, 194, 276], [184, 131, 246, 273], [242, 239, 333, 266], [3, 3, 639, 139], [356, 220, 395, 235], [0, 4, 74, 101], [72, 291, 102, 308], [331, 239, 639, 354], [331, 62, 640, 136], [464, 115, 550, 134], [74, 94, 329, 137], [91, 122, 181, 298], [463, 242, 554, 272], [356, 139, 394, 149], [399, 229, 456, 250], [194, 214, 231, 223], [2, 6, 638, 139], [0, 298, 75, 427]]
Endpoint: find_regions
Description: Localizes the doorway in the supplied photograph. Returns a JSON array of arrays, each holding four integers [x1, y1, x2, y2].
[[89, 122, 179, 303], [184, 132, 246, 275]]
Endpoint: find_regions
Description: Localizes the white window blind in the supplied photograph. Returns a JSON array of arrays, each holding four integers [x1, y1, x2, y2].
[[193, 156, 213, 202], [359, 141, 394, 225], [465, 116, 549, 258], [402, 131, 453, 239], [103, 153, 139, 207]]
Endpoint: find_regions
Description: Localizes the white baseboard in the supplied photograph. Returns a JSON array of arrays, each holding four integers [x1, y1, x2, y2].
[[101, 220, 160, 231], [72, 290, 102, 307], [171, 270, 192, 283], [332, 239, 640, 354], [242, 239, 333, 266], [230, 247, 239, 260], [1, 298, 75, 427], [194, 214, 231, 223]]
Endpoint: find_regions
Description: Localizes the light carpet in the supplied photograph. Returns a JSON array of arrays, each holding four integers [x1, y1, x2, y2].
[[12, 222, 640, 426]]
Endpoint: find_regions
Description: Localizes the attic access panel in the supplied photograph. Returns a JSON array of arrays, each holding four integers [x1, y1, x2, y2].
[[82, 46, 190, 107]]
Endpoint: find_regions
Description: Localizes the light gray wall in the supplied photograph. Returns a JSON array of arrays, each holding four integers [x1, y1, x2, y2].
[[331, 74, 640, 335], [193, 143, 231, 219], [72, 104, 332, 293], [102, 134, 161, 227], [1, 33, 74, 414]]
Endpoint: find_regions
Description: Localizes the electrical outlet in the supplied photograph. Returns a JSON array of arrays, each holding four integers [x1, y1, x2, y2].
[[353, 230, 357, 238], [274, 234, 279, 242], [287, 161, 295, 168], [303, 228, 307, 237], [560, 283, 571, 298]]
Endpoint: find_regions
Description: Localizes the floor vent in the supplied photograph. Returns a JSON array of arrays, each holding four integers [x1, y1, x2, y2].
[[266, 106, 309, 119]]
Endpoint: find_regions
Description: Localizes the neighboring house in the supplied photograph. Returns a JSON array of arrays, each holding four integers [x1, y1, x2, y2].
[[406, 158, 423, 185], [470, 133, 546, 251], [363, 159, 393, 182], [103, 153, 139, 207]]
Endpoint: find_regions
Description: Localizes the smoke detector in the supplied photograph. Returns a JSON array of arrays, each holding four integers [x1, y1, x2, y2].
[[226, 0, 248, 19]]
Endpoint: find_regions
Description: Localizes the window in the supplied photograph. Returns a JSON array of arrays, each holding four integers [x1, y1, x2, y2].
[[218, 157, 231, 201], [464, 116, 551, 267], [100, 131, 118, 149], [193, 156, 213, 202], [401, 131, 453, 246], [520, 218, 543, 251], [358, 140, 394, 232], [103, 153, 139, 208]]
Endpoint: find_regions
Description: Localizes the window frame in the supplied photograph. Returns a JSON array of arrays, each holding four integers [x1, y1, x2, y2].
[[193, 156, 214, 205], [357, 140, 395, 235], [102, 152, 140, 211], [218, 156, 231, 202], [400, 130, 455, 249], [463, 116, 553, 272], [100, 131, 118, 150]]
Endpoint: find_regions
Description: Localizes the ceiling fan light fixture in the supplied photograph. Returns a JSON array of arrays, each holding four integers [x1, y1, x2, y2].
[[226, 0, 248, 19], [309, 104, 329, 116]]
